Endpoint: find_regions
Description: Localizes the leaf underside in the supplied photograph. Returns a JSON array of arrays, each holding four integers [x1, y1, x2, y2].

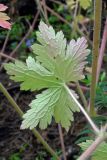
[[4, 21, 90, 130]]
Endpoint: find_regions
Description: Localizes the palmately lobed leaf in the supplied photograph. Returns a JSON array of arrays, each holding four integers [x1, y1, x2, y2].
[[4, 21, 90, 130]]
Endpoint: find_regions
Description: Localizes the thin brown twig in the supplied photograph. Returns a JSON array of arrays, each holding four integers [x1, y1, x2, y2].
[[69, 83, 90, 92], [96, 17, 107, 82], [41, 2, 71, 26], [0, 52, 16, 61], [49, 0, 64, 5], [73, 0, 79, 19], [42, 0, 49, 25], [58, 124, 67, 160], [0, 30, 11, 60], [76, 25, 92, 46], [35, 0, 45, 19], [76, 82, 88, 110]]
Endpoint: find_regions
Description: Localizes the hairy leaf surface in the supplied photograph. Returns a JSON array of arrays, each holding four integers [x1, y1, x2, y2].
[[4, 21, 89, 130], [4, 57, 60, 91]]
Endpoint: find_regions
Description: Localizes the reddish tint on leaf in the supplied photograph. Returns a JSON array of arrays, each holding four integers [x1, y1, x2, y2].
[[0, 3, 11, 29], [0, 4, 8, 11], [0, 19, 11, 29]]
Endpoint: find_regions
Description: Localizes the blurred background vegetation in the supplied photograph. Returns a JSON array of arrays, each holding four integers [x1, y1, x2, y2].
[[0, 0, 107, 160]]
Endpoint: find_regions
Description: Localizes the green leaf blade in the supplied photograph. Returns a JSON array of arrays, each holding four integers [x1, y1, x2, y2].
[[4, 21, 89, 130], [21, 86, 80, 130], [4, 58, 61, 91], [21, 87, 62, 129]]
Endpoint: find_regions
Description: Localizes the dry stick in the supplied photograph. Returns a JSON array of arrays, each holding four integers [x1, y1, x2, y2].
[[49, 0, 64, 5], [0, 82, 60, 160], [35, 0, 49, 25], [70, 0, 92, 46], [42, 0, 49, 25], [76, 82, 88, 111], [0, 10, 40, 70], [0, 52, 16, 61], [73, 0, 79, 18], [0, 30, 11, 60], [41, 2, 71, 26], [58, 124, 67, 160], [72, 1, 88, 110], [89, 0, 102, 116], [35, 0, 45, 19], [78, 125, 107, 160], [64, 84, 99, 135], [76, 25, 92, 46], [96, 17, 107, 83], [70, 83, 90, 92]]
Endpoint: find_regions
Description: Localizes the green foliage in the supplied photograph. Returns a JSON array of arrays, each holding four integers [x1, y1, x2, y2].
[[81, 74, 91, 86], [76, 116, 107, 144], [67, 0, 92, 10], [95, 72, 107, 109], [79, 0, 92, 10], [9, 153, 21, 160], [81, 72, 107, 109], [50, 150, 62, 160], [35, 151, 47, 160], [79, 140, 107, 160], [8, 143, 29, 160], [4, 21, 89, 131], [95, 87, 107, 109]]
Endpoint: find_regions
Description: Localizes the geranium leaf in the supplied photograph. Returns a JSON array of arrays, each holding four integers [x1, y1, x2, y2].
[[4, 21, 89, 130]]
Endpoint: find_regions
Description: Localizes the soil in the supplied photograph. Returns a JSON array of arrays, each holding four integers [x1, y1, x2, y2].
[[0, 71, 83, 160]]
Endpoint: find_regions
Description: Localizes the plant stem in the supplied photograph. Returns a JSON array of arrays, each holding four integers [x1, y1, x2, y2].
[[0, 52, 15, 61], [0, 82, 60, 160], [64, 84, 99, 135], [89, 0, 102, 116], [0, 30, 11, 60], [78, 124, 107, 160], [96, 17, 107, 82], [58, 124, 67, 160], [78, 135, 104, 160], [76, 82, 88, 110], [42, 0, 49, 25]]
